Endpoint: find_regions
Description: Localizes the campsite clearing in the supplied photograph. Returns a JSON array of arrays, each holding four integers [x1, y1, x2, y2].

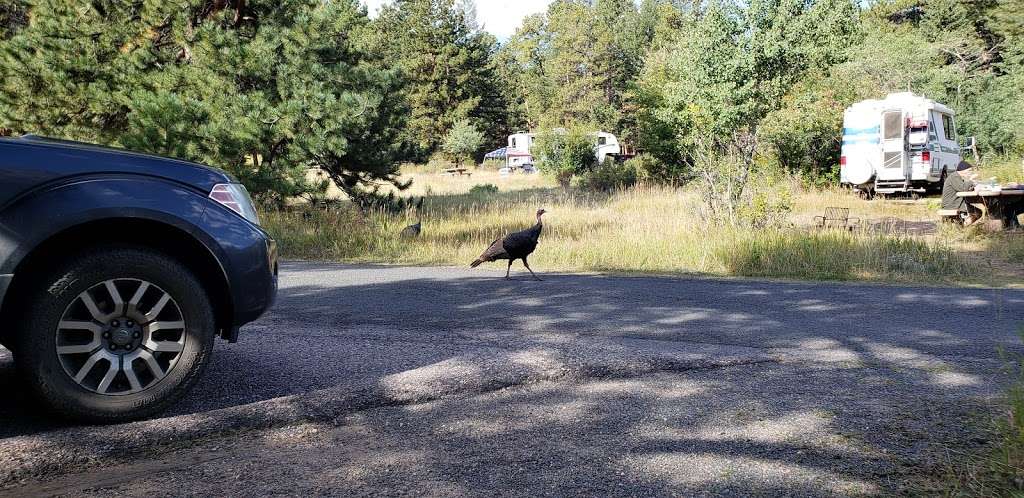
[[263, 167, 1024, 287]]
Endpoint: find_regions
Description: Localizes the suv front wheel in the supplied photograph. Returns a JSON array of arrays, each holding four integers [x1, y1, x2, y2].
[[15, 247, 215, 423]]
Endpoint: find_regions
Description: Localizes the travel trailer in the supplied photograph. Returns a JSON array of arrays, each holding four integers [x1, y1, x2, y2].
[[841, 92, 966, 198], [506, 130, 623, 168]]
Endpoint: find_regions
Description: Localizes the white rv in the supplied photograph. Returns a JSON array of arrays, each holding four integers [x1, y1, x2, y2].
[[507, 132, 536, 164], [841, 92, 963, 197], [507, 130, 622, 168]]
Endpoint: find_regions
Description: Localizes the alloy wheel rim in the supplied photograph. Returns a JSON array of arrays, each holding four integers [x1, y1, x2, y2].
[[55, 278, 187, 395]]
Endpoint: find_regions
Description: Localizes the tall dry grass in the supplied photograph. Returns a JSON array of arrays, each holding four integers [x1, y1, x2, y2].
[[262, 183, 992, 285]]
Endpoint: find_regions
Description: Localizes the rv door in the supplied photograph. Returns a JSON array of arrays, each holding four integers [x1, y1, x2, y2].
[[877, 110, 907, 181]]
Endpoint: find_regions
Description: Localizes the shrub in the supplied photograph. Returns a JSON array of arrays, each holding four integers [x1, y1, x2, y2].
[[533, 128, 596, 187], [469, 183, 499, 195], [442, 120, 485, 169], [739, 162, 795, 229], [626, 154, 680, 184], [573, 159, 638, 192], [757, 75, 850, 185], [740, 189, 793, 229], [1010, 242, 1024, 264], [978, 157, 1024, 183], [425, 151, 452, 171], [693, 131, 758, 227]]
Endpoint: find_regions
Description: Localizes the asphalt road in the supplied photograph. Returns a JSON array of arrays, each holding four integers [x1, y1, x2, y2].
[[1, 262, 1023, 496]]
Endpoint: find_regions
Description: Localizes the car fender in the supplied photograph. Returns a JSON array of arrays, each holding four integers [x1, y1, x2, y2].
[[0, 175, 231, 292]]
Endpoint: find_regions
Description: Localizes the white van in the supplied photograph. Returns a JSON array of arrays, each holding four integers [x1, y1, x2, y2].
[[841, 92, 963, 198]]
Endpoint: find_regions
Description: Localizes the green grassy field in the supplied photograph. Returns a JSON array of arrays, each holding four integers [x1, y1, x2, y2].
[[262, 169, 1023, 286]]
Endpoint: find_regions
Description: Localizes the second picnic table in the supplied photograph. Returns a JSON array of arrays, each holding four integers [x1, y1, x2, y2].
[[956, 188, 1024, 229]]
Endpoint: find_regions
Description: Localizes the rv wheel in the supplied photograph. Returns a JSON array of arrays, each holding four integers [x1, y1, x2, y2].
[[858, 189, 874, 201]]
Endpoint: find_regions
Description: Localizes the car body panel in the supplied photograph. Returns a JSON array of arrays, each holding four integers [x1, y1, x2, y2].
[[0, 274, 10, 318], [0, 137, 276, 339], [0, 136, 232, 208]]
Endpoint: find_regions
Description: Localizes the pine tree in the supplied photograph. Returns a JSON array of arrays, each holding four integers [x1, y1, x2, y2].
[[0, 0, 408, 204], [371, 0, 499, 160], [497, 13, 551, 130]]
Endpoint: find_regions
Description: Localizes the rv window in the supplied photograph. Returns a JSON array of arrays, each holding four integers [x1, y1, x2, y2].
[[598, 137, 607, 146], [511, 138, 517, 148], [883, 112, 902, 140], [933, 110, 946, 140], [941, 114, 956, 142]]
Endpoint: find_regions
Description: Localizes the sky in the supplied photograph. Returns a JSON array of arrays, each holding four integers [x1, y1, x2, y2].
[[360, 0, 554, 40]]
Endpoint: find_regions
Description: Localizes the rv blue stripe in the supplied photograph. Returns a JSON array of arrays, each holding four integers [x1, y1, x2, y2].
[[842, 138, 880, 145], [842, 126, 880, 135]]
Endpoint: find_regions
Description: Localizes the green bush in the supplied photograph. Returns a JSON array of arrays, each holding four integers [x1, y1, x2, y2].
[[757, 76, 850, 185], [534, 128, 596, 187], [424, 151, 453, 172], [626, 154, 680, 184], [442, 120, 485, 168], [738, 163, 795, 229], [740, 190, 793, 229], [978, 157, 1024, 184], [0, 0, 407, 202], [573, 159, 638, 192], [469, 183, 499, 195]]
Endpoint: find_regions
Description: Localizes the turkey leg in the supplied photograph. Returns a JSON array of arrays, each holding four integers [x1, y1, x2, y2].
[[522, 258, 542, 281]]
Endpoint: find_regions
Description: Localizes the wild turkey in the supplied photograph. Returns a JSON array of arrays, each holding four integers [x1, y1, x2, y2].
[[470, 208, 546, 280], [400, 197, 424, 238], [400, 221, 421, 238]]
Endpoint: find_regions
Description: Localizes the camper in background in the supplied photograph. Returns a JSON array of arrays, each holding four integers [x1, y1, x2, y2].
[[507, 130, 623, 169], [841, 92, 969, 199]]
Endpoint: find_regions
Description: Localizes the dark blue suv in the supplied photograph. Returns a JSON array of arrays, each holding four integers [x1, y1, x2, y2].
[[0, 135, 278, 422]]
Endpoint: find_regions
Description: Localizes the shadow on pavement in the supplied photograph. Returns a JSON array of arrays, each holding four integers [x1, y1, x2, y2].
[[1, 262, 1022, 493]]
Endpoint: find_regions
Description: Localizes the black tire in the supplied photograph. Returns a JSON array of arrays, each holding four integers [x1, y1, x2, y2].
[[13, 246, 215, 423]]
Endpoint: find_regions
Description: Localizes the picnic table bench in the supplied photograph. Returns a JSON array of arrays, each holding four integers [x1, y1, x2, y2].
[[956, 188, 1024, 229], [443, 167, 472, 177]]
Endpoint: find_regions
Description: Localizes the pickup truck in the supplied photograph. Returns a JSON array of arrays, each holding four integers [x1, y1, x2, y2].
[[0, 135, 278, 422]]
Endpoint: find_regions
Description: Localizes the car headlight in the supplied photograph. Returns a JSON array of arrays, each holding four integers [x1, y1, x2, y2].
[[209, 183, 260, 225]]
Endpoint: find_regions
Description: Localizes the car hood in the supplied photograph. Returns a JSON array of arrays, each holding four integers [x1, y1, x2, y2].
[[1, 135, 236, 193]]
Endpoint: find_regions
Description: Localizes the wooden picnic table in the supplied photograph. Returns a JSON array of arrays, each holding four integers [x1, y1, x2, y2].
[[443, 167, 471, 177], [957, 188, 1024, 229]]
